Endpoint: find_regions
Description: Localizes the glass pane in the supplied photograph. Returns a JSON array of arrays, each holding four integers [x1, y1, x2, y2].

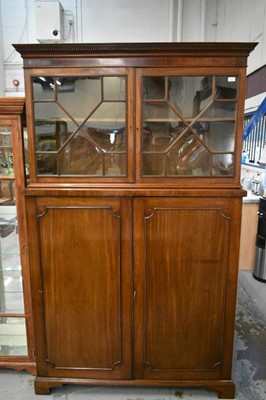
[[59, 132, 104, 176], [143, 76, 166, 99], [0, 127, 14, 177], [59, 130, 127, 177], [215, 76, 238, 99], [32, 76, 56, 101], [104, 154, 126, 176], [168, 76, 212, 118], [0, 292, 24, 313], [33, 75, 128, 178], [213, 154, 234, 176], [143, 153, 166, 176], [143, 129, 210, 177], [0, 205, 24, 314], [34, 103, 76, 140], [0, 181, 15, 205], [0, 317, 27, 356], [90, 102, 125, 125], [143, 122, 183, 152], [167, 131, 210, 176], [36, 153, 57, 175], [144, 103, 181, 123], [141, 75, 237, 178], [201, 121, 235, 152], [199, 102, 236, 119], [23, 127, 29, 177], [87, 126, 126, 152], [58, 77, 102, 121], [103, 77, 126, 100], [35, 119, 68, 151], [33, 76, 78, 100]]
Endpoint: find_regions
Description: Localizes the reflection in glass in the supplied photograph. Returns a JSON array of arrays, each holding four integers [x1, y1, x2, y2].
[[0, 317, 27, 355], [143, 122, 184, 152], [103, 77, 126, 100], [0, 181, 15, 205], [0, 124, 27, 357], [36, 153, 57, 175], [32, 76, 56, 101], [58, 77, 102, 121], [104, 154, 126, 176], [199, 102, 236, 119], [87, 126, 126, 152], [202, 121, 235, 152], [0, 205, 24, 314], [35, 119, 68, 152], [0, 128, 14, 177], [144, 103, 181, 122], [33, 76, 77, 99], [215, 76, 238, 99], [143, 126, 211, 176], [23, 127, 29, 178], [91, 102, 125, 124], [168, 76, 212, 118], [212, 154, 234, 176], [143, 154, 166, 176], [59, 129, 126, 177], [143, 77, 166, 99], [168, 132, 210, 176], [59, 133, 102, 176]]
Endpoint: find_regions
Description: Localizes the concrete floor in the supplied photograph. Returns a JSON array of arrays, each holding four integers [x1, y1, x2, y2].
[[0, 270, 265, 400]]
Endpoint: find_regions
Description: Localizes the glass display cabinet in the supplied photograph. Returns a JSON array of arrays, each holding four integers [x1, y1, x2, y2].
[[14, 42, 256, 398], [0, 98, 35, 373]]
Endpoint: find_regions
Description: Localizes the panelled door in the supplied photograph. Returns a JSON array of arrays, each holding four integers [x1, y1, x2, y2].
[[133, 196, 241, 380], [26, 196, 132, 380]]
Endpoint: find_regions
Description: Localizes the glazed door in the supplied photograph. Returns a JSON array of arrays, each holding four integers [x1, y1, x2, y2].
[[0, 111, 35, 373], [133, 197, 241, 380], [136, 68, 243, 186], [26, 67, 134, 184], [26, 196, 132, 379]]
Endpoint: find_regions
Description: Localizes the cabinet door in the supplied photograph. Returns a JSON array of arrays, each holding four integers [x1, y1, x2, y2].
[[133, 197, 241, 380], [0, 113, 35, 373], [27, 68, 134, 184], [136, 68, 243, 186], [26, 196, 132, 379]]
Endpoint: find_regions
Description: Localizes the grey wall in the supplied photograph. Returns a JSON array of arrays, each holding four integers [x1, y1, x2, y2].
[[0, 0, 266, 98]]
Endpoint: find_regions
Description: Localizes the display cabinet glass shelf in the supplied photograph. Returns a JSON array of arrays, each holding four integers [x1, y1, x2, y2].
[[0, 98, 35, 373], [14, 42, 256, 398]]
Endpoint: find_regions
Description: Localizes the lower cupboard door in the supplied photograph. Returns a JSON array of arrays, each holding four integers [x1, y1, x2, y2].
[[133, 197, 240, 381], [28, 197, 132, 379]]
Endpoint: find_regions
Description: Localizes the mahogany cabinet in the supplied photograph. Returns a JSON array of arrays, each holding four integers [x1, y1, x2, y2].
[[13, 42, 256, 398], [0, 98, 35, 373]]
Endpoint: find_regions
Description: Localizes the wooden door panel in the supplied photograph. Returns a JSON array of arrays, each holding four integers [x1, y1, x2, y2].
[[133, 197, 238, 380], [27, 197, 132, 379]]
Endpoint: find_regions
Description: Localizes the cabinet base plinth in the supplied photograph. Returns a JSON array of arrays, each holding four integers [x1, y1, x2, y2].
[[34, 377, 235, 399], [34, 379, 63, 395]]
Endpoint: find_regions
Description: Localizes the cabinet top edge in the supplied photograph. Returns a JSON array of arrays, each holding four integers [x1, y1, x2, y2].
[[13, 42, 257, 58], [0, 97, 25, 114]]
